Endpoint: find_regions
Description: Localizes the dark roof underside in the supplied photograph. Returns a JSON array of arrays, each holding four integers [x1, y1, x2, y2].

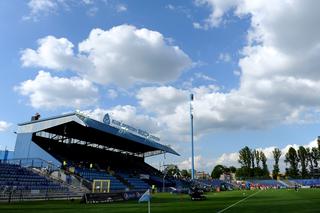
[[18, 113, 179, 156]]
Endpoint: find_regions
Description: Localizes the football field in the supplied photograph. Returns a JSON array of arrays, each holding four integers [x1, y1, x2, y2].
[[1, 189, 320, 213]]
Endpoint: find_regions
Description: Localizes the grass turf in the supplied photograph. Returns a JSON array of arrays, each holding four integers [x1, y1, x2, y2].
[[1, 189, 320, 213]]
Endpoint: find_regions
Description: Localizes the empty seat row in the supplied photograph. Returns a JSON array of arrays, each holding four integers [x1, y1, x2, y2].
[[119, 174, 149, 189], [0, 163, 68, 192], [76, 168, 126, 191]]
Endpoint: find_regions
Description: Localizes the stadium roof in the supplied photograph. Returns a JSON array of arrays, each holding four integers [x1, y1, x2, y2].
[[17, 113, 179, 157]]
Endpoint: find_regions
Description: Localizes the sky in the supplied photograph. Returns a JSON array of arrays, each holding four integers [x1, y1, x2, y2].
[[1, 0, 320, 173]]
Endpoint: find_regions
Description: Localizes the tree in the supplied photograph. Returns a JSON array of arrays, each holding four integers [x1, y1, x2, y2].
[[311, 147, 319, 168], [297, 146, 308, 178], [211, 165, 225, 179], [260, 151, 269, 177], [238, 146, 252, 177], [165, 165, 181, 178], [238, 146, 252, 168], [285, 147, 299, 178], [255, 150, 261, 168], [229, 166, 237, 173], [272, 148, 281, 179], [253, 167, 264, 177], [181, 169, 191, 179], [306, 147, 314, 177], [251, 150, 255, 169], [235, 167, 249, 179], [224, 167, 231, 173]]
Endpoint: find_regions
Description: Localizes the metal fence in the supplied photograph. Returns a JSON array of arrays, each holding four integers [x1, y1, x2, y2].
[[0, 187, 83, 203]]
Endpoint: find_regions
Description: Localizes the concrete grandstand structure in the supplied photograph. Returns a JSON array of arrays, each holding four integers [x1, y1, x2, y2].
[[14, 112, 178, 166], [0, 112, 180, 201]]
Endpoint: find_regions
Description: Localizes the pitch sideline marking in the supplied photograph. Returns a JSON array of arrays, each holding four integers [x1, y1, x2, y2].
[[217, 190, 262, 213]]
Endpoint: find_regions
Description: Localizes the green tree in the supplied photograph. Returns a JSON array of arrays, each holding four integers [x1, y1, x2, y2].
[[253, 167, 264, 177], [251, 150, 255, 169], [272, 148, 281, 179], [297, 146, 308, 178], [238, 146, 252, 168], [229, 166, 237, 173], [211, 165, 225, 179], [311, 147, 319, 168], [235, 167, 250, 179], [260, 151, 269, 177], [255, 150, 261, 168], [180, 169, 191, 179], [306, 147, 314, 177], [224, 167, 231, 173], [238, 146, 252, 177], [285, 147, 299, 178], [165, 165, 181, 178]]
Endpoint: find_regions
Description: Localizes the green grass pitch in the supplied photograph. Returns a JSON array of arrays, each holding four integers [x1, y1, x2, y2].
[[1, 189, 320, 213]]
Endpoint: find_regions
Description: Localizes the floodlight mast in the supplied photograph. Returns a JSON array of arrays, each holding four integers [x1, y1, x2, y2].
[[190, 93, 195, 180]]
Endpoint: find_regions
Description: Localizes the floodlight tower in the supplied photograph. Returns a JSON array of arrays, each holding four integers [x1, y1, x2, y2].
[[190, 93, 195, 180]]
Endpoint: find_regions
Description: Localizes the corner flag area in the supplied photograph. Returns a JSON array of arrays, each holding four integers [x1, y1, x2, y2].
[[1, 189, 320, 213]]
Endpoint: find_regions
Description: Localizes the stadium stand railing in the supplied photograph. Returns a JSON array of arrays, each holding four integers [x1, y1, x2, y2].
[[289, 179, 320, 187], [0, 162, 67, 191], [0, 160, 87, 202]]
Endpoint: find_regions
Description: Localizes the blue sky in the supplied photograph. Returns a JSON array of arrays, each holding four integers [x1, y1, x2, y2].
[[1, 0, 320, 172]]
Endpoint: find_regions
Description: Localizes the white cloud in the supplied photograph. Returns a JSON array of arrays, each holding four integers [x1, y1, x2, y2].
[[24, 0, 58, 20], [116, 4, 127, 12], [195, 72, 216, 82], [178, 155, 215, 172], [166, 4, 192, 20], [81, 104, 192, 145], [0, 121, 11, 132], [24, 1, 129, 21], [218, 52, 231, 62], [21, 36, 91, 72], [21, 25, 192, 87], [86, 7, 98, 16], [19, 1, 320, 163], [107, 89, 118, 99], [136, 85, 273, 138], [137, 86, 188, 115], [233, 70, 241, 76], [15, 71, 99, 109], [215, 152, 239, 167], [82, 0, 94, 5], [194, 0, 238, 28], [166, 4, 175, 10], [193, 22, 204, 30], [136, 85, 230, 141], [136, 0, 320, 137]]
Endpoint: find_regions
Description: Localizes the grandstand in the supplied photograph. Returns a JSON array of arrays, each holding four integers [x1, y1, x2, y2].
[[0, 112, 179, 201], [289, 179, 320, 187], [0, 163, 66, 191], [247, 179, 286, 188], [0, 161, 76, 202]]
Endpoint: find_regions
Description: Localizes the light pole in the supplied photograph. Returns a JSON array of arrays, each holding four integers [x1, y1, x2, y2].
[[190, 94, 195, 180], [162, 165, 168, 192], [162, 172, 166, 192]]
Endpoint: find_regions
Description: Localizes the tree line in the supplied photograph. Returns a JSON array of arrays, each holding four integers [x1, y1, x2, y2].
[[228, 141, 320, 179], [285, 145, 320, 178], [163, 140, 320, 180]]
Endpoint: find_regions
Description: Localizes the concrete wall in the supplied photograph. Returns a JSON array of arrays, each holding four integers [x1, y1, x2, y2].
[[14, 133, 61, 167]]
